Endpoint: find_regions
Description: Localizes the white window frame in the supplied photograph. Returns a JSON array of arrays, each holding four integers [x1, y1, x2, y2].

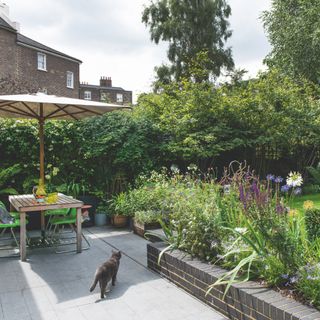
[[37, 52, 46, 71], [66, 71, 74, 89], [100, 92, 107, 101], [116, 93, 123, 103], [84, 91, 91, 100]]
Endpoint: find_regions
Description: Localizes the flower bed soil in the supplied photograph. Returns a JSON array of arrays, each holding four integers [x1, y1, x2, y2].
[[147, 242, 320, 320]]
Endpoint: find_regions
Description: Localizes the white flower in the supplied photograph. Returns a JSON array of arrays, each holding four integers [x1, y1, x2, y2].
[[170, 164, 180, 174], [234, 227, 247, 234], [286, 171, 303, 187]]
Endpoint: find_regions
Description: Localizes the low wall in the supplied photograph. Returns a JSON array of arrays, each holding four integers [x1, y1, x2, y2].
[[147, 242, 320, 320]]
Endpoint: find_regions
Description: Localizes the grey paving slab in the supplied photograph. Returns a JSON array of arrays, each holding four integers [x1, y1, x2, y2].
[[0, 226, 228, 320]]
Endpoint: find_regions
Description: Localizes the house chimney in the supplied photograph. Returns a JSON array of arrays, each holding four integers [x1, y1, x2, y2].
[[100, 76, 112, 87], [0, 3, 9, 16], [0, 3, 20, 32]]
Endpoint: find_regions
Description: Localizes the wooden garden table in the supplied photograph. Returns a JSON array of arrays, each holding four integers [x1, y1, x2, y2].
[[9, 193, 83, 261]]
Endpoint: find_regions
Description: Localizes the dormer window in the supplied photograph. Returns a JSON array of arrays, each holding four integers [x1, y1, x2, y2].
[[37, 52, 46, 71]]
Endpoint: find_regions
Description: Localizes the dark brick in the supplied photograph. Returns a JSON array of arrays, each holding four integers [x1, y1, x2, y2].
[[226, 304, 243, 319], [147, 244, 320, 320]]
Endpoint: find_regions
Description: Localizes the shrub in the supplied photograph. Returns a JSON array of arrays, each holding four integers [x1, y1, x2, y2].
[[298, 263, 320, 308], [134, 210, 162, 224], [305, 209, 320, 241]]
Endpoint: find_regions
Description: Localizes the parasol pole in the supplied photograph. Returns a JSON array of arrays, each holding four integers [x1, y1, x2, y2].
[[39, 103, 45, 183]]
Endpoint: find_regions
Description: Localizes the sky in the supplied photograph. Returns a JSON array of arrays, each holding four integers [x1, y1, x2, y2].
[[4, 0, 271, 101]]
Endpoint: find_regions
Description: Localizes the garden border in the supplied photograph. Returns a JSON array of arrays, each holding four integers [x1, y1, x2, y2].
[[147, 242, 320, 320]]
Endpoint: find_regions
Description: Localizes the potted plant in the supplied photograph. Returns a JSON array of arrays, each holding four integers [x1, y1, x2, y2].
[[95, 200, 109, 226], [109, 192, 131, 227]]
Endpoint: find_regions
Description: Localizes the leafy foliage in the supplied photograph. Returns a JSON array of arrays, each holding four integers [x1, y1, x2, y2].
[[119, 165, 320, 309], [0, 112, 161, 196], [142, 0, 234, 83], [0, 164, 21, 195], [263, 0, 320, 82]]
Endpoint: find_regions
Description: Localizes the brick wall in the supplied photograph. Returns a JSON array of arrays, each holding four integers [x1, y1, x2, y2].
[[147, 242, 320, 320], [0, 28, 80, 98], [0, 28, 18, 80], [16, 45, 79, 98], [79, 86, 133, 104]]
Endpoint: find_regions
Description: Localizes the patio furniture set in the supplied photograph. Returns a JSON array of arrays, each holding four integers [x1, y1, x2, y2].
[[0, 193, 91, 261]]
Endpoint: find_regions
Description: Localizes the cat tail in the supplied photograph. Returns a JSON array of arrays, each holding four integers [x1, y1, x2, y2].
[[90, 276, 98, 292]]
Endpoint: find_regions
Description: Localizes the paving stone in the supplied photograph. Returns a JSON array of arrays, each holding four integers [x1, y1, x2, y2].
[[0, 226, 227, 320]]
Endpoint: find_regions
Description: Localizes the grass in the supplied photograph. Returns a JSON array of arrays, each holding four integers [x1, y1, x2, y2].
[[290, 193, 320, 212]]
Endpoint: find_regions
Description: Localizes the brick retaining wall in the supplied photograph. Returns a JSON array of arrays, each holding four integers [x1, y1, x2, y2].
[[147, 242, 320, 320]]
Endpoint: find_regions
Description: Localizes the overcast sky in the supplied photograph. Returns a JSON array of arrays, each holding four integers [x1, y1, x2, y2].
[[5, 0, 271, 101]]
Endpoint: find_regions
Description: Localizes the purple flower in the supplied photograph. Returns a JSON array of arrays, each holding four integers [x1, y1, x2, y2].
[[274, 176, 283, 183], [239, 184, 246, 209], [289, 275, 299, 284], [276, 204, 285, 214], [293, 187, 302, 195], [251, 181, 260, 198], [281, 185, 290, 193], [266, 174, 275, 181]]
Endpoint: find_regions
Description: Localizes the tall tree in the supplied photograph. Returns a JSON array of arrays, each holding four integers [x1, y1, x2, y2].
[[142, 0, 234, 83], [263, 0, 320, 83]]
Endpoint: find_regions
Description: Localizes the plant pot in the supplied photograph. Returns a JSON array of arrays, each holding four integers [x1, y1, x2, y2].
[[111, 215, 128, 228], [94, 213, 107, 226]]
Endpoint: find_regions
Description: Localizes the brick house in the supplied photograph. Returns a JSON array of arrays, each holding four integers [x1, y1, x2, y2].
[[0, 3, 81, 98], [0, 3, 132, 102], [80, 77, 132, 105]]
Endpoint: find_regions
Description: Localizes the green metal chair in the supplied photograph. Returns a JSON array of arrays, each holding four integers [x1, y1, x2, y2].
[[45, 208, 70, 231], [48, 208, 90, 253], [0, 201, 28, 256], [0, 201, 19, 219]]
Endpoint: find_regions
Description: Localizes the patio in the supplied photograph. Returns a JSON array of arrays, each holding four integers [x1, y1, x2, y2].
[[0, 226, 227, 320]]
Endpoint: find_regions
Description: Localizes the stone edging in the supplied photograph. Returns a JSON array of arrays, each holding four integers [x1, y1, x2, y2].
[[147, 242, 320, 320]]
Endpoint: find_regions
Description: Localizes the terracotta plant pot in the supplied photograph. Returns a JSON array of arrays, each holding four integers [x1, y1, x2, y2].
[[111, 215, 128, 227]]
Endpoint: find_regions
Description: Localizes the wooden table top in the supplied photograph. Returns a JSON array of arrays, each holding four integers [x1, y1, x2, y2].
[[9, 193, 83, 212]]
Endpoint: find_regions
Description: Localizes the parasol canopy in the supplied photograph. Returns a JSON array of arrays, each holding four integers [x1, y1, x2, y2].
[[0, 93, 129, 182]]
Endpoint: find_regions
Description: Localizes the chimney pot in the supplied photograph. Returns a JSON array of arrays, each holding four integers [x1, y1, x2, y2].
[[100, 76, 112, 87]]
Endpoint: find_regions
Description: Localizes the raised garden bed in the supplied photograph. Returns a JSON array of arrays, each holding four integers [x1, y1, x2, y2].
[[132, 218, 161, 237], [147, 242, 320, 320]]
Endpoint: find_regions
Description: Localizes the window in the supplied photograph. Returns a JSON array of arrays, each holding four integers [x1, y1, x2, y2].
[[100, 92, 109, 102], [66, 71, 74, 88], [116, 93, 123, 103], [37, 52, 46, 71], [84, 91, 91, 100]]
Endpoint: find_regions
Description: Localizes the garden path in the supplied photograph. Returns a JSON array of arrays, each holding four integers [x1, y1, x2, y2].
[[0, 226, 227, 320]]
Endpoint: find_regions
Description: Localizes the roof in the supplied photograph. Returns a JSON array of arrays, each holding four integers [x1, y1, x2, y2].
[[80, 83, 131, 92], [0, 16, 16, 32], [16, 33, 82, 64]]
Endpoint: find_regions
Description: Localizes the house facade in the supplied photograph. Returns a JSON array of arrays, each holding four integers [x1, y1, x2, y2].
[[80, 77, 132, 105], [0, 3, 132, 103], [0, 3, 81, 98]]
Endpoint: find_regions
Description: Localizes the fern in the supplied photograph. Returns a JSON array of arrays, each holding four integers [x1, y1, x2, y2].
[[0, 164, 21, 195]]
